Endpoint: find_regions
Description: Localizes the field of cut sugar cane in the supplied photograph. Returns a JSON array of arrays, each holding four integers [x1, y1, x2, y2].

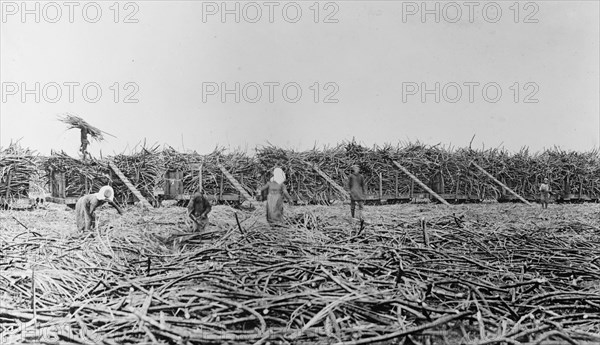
[[1, 201, 599, 345]]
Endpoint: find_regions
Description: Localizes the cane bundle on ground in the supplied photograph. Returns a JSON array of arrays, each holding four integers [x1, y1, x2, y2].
[[0, 143, 39, 200]]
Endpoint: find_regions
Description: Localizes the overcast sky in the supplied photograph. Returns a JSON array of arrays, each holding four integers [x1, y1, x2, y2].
[[1, 1, 598, 157]]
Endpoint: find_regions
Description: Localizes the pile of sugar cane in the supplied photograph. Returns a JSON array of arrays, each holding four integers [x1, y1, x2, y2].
[[162, 147, 262, 198], [40, 146, 163, 204], [1, 203, 599, 344], [256, 142, 600, 201], [0, 143, 39, 201], [40, 151, 109, 197], [35, 142, 600, 205], [112, 145, 164, 205]]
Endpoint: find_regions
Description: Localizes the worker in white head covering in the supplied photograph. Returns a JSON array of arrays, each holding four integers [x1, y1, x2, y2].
[[270, 167, 286, 184], [75, 185, 123, 231], [96, 186, 115, 202], [260, 167, 291, 226]]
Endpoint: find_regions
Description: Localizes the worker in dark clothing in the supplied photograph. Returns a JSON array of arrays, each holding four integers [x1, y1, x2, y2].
[[346, 165, 366, 221], [80, 127, 90, 159], [187, 192, 212, 232]]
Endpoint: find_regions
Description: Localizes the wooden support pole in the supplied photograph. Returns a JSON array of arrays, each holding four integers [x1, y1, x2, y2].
[[219, 172, 224, 201], [392, 161, 450, 206], [59, 173, 65, 198], [178, 171, 184, 195], [395, 172, 399, 198], [198, 162, 203, 194], [240, 173, 244, 198], [455, 174, 460, 199], [5, 170, 12, 198], [49, 171, 55, 198], [470, 161, 532, 206], [379, 172, 383, 200]]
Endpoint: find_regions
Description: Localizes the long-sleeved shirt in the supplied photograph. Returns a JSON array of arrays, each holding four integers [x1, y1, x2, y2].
[[347, 173, 366, 200]]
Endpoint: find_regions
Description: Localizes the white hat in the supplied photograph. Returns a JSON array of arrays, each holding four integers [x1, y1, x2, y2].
[[270, 168, 286, 184], [96, 185, 114, 201]]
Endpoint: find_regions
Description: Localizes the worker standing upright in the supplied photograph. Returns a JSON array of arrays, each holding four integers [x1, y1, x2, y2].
[[80, 127, 90, 160], [260, 168, 292, 226], [346, 165, 366, 221], [539, 178, 551, 209]]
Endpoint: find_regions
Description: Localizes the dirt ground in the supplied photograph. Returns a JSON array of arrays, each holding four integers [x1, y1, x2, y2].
[[1, 201, 599, 344]]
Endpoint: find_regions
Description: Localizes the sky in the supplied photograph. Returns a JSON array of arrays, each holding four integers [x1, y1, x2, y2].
[[1, 0, 599, 157]]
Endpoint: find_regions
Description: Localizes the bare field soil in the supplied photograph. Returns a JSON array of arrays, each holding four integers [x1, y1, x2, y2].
[[1, 202, 599, 344]]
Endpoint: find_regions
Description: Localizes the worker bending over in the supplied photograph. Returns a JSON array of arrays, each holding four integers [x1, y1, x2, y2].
[[187, 192, 212, 232], [75, 185, 123, 231]]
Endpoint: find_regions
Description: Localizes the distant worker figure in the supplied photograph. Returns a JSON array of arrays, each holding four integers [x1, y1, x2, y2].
[[346, 165, 366, 221], [58, 113, 109, 161], [75, 185, 123, 231], [80, 127, 90, 159], [539, 178, 551, 209], [187, 192, 212, 232], [260, 167, 292, 226]]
